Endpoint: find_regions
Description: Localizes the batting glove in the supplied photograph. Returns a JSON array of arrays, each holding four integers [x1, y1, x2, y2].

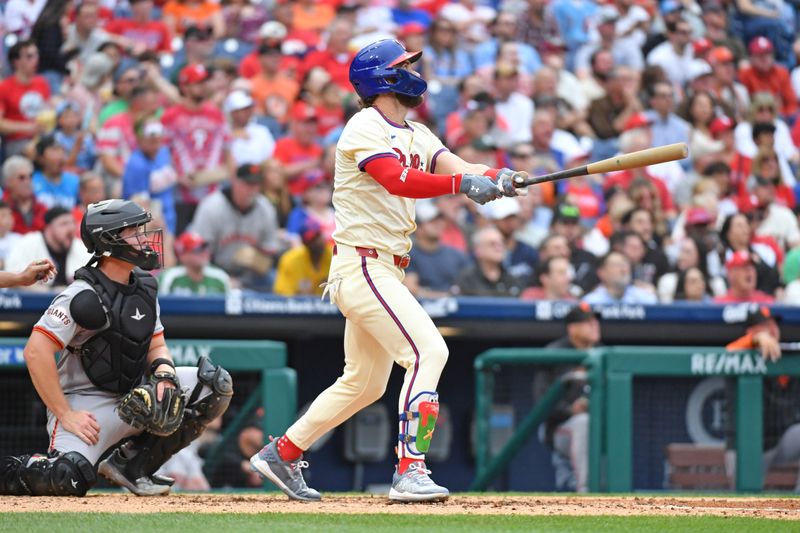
[[459, 174, 503, 205], [496, 168, 528, 197]]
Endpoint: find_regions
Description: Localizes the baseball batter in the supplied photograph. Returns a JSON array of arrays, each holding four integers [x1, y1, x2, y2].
[[0, 200, 232, 497], [250, 39, 527, 502]]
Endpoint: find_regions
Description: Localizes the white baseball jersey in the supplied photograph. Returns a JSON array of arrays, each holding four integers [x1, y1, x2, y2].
[[333, 107, 448, 255], [33, 280, 164, 395]]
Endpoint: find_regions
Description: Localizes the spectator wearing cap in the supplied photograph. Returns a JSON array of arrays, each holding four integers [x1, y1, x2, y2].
[[734, 0, 794, 65], [739, 37, 796, 118], [481, 196, 539, 284], [541, 301, 601, 492], [715, 250, 776, 303], [708, 46, 750, 122], [1, 156, 47, 234], [285, 174, 335, 245], [5, 206, 91, 290], [491, 64, 534, 148], [159, 232, 230, 295], [273, 102, 325, 198], [97, 84, 161, 196], [250, 43, 301, 123], [708, 117, 746, 187], [0, 40, 50, 157], [32, 135, 80, 210], [396, 22, 427, 54], [162, 63, 234, 231], [168, 25, 215, 85], [391, 1, 433, 30], [737, 94, 800, 183], [574, 7, 643, 80], [239, 21, 291, 80], [646, 19, 694, 93], [189, 163, 279, 289], [456, 226, 524, 297], [402, 201, 470, 298], [521, 256, 576, 300], [163, 0, 225, 39], [587, 66, 642, 160], [122, 116, 178, 235], [749, 146, 795, 210], [225, 91, 276, 168], [97, 64, 143, 127], [550, 203, 599, 293], [644, 81, 690, 148], [719, 211, 781, 292], [106, 0, 172, 53], [583, 250, 657, 304], [473, 11, 543, 74], [298, 18, 356, 92], [53, 101, 97, 173], [273, 218, 333, 297]]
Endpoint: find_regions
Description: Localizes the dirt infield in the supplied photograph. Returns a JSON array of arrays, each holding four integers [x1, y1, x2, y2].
[[2, 494, 799, 519]]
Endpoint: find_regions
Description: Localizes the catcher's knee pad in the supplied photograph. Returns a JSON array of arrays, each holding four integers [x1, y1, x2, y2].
[[2, 451, 96, 496], [398, 391, 440, 456]]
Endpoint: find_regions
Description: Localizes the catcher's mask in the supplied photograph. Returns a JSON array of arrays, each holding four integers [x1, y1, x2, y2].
[[81, 199, 164, 271]]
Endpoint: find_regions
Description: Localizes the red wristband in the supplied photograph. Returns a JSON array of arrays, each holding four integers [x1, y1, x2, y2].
[[483, 168, 499, 180]]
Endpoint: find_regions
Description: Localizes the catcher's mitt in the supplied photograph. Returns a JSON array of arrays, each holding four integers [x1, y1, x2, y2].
[[118, 371, 185, 436]]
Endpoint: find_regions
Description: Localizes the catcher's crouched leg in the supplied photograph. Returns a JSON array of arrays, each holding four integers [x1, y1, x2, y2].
[[100, 356, 233, 495], [0, 451, 96, 496]]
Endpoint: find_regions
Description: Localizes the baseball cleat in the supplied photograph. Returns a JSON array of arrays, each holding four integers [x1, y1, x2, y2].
[[249, 440, 321, 501], [389, 461, 449, 502], [98, 449, 171, 497]]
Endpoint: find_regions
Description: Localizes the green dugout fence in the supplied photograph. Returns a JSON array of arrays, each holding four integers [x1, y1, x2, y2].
[[0, 338, 296, 484], [473, 346, 796, 493]]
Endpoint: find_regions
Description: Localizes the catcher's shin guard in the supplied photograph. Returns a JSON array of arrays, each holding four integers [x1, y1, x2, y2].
[[0, 451, 96, 496], [398, 391, 440, 456], [119, 356, 233, 479]]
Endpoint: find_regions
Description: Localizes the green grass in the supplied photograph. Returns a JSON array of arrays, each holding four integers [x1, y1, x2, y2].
[[1, 513, 796, 533]]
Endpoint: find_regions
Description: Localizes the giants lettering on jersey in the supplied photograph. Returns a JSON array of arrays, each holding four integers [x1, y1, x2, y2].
[[392, 148, 425, 171]]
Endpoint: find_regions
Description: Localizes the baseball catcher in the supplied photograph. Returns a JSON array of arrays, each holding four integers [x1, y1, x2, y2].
[[0, 199, 232, 496]]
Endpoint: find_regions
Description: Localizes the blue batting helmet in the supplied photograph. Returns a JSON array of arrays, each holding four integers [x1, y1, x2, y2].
[[349, 39, 427, 100]]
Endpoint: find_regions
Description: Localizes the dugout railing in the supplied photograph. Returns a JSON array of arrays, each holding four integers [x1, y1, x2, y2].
[[472, 346, 797, 493], [0, 338, 296, 487]]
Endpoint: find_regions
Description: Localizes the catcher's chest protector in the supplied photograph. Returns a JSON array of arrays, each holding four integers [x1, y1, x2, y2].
[[71, 267, 158, 393]]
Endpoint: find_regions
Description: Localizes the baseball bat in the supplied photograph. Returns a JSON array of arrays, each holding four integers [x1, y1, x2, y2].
[[516, 142, 689, 188]]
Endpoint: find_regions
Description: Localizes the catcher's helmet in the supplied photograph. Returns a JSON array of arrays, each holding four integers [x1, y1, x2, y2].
[[349, 39, 427, 100], [81, 199, 163, 270]]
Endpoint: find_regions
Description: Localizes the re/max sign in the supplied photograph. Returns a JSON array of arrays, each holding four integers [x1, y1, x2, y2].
[[690, 352, 767, 375]]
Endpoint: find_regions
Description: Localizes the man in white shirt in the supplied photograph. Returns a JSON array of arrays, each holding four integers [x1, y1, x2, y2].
[[225, 91, 276, 167], [492, 64, 534, 148], [646, 19, 694, 92]]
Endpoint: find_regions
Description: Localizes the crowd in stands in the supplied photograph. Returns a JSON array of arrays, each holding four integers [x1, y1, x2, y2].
[[3, 0, 800, 305]]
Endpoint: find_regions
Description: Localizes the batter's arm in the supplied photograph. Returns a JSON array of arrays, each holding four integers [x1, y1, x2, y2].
[[432, 150, 491, 176], [24, 330, 100, 444]]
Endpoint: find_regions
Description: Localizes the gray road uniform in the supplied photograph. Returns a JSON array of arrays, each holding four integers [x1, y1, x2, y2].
[[0, 266, 232, 496]]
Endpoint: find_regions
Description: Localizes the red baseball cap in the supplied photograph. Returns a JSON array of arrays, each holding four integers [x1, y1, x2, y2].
[[709, 46, 734, 64], [623, 113, 651, 132], [175, 232, 208, 254], [685, 206, 712, 226], [399, 22, 427, 39], [291, 101, 318, 122], [709, 115, 735, 136], [748, 36, 774, 55], [693, 38, 713, 56], [725, 250, 756, 270], [179, 63, 209, 85]]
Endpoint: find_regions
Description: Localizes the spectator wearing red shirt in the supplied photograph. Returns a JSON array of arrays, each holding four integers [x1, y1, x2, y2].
[[315, 81, 346, 138], [714, 250, 775, 303], [298, 18, 356, 92], [105, 0, 172, 53], [738, 37, 797, 118], [274, 102, 324, 197], [1, 156, 47, 235], [0, 40, 50, 156], [161, 64, 234, 232]]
